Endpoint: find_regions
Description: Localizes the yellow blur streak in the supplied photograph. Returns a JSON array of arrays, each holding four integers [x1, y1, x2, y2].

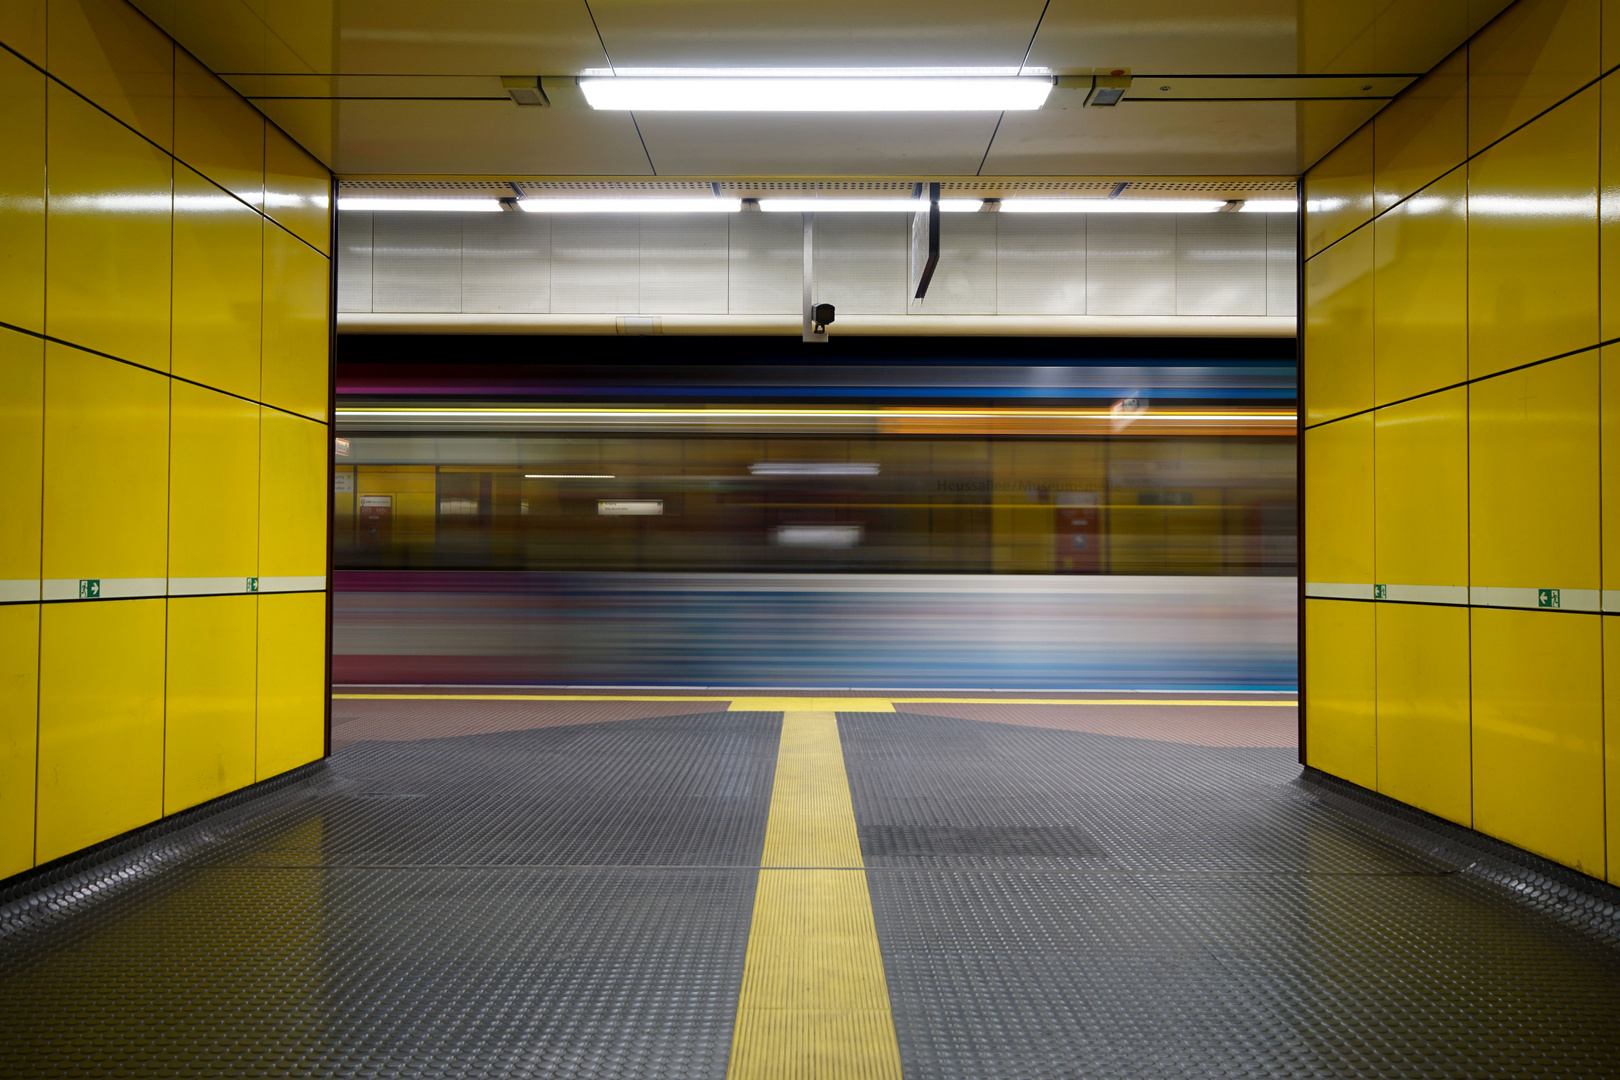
[[333, 693, 1294, 707], [728, 711, 902, 1080]]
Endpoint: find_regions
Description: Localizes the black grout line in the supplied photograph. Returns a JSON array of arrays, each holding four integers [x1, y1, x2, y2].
[[0, 40, 333, 264], [0, 320, 331, 427], [1305, 60, 1620, 265], [1302, 339, 1619, 431], [1305, 595, 1617, 614], [0, 590, 328, 608]]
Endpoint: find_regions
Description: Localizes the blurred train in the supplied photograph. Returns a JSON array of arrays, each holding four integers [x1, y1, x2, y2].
[[333, 429, 1295, 576], [330, 336, 1299, 689]]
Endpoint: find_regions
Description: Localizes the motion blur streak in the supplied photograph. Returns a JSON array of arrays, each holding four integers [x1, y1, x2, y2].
[[333, 339, 1298, 690], [333, 573, 1295, 690]]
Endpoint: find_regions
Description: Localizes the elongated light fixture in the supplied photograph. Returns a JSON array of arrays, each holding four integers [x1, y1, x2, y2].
[[519, 197, 741, 213], [1000, 198, 1227, 213], [339, 197, 505, 212], [578, 75, 1053, 112], [759, 198, 981, 213]]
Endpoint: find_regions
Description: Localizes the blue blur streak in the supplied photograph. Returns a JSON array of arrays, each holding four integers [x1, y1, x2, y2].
[[334, 572, 1297, 691]]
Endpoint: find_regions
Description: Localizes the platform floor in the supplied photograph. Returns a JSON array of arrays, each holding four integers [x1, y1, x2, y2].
[[3, 690, 1619, 1078]]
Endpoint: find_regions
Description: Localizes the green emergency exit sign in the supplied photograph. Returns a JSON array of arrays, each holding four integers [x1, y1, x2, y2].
[[78, 579, 99, 598], [1539, 588, 1560, 608]]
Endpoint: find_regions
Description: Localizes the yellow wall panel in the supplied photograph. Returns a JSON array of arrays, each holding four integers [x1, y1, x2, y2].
[[1376, 602, 1471, 825], [165, 595, 256, 814], [0, 0, 47, 66], [1304, 123, 1375, 258], [0, 603, 39, 878], [1603, 346, 1620, 590], [1374, 168, 1468, 404], [1375, 48, 1468, 213], [1606, 619, 1620, 885], [1608, 0, 1620, 71], [1600, 74, 1620, 342], [0, 47, 46, 334], [42, 344, 169, 582], [1468, 0, 1600, 155], [169, 381, 258, 580], [257, 591, 326, 779], [1375, 388, 1468, 587], [174, 48, 264, 209], [1305, 598, 1377, 788], [1469, 352, 1600, 590], [45, 83, 172, 370], [262, 221, 330, 421], [265, 124, 330, 256], [47, 0, 174, 151], [0, 328, 44, 584], [1304, 226, 1374, 424], [36, 598, 165, 863], [172, 163, 261, 399], [1468, 86, 1600, 379], [1304, 414, 1373, 585], [260, 409, 328, 579], [1471, 607, 1604, 876]]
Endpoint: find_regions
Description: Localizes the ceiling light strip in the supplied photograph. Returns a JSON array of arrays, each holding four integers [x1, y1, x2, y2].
[[577, 76, 1054, 112]]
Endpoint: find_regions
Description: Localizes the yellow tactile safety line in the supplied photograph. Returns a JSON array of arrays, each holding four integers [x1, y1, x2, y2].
[[727, 711, 904, 1080], [334, 693, 1293, 707]]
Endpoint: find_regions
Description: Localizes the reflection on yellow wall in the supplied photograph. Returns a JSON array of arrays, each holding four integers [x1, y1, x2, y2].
[[1303, 0, 1616, 882], [0, 0, 331, 879]]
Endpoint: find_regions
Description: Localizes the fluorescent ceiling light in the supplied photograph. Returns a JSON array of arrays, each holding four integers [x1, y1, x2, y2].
[[760, 198, 981, 213], [1238, 200, 1299, 213], [582, 66, 1027, 78], [578, 76, 1052, 112], [519, 198, 741, 213], [338, 197, 504, 212], [1000, 199, 1227, 214], [525, 473, 616, 478]]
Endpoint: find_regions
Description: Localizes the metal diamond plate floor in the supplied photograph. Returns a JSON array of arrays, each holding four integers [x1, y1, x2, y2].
[[2, 694, 1619, 1078]]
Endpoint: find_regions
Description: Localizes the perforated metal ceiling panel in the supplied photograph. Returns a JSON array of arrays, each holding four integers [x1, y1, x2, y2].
[[464, 213, 551, 314], [813, 213, 909, 316], [372, 213, 463, 313], [1086, 216, 1178, 317], [726, 213, 800, 315], [994, 216, 1087, 316], [639, 217, 730, 315], [339, 208, 1297, 322], [1174, 213, 1268, 317]]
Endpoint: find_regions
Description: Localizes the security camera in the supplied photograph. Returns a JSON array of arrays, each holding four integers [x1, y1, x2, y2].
[[812, 303, 836, 333]]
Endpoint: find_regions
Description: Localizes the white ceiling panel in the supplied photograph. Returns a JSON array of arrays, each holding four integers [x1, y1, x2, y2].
[[588, 0, 1048, 70], [982, 101, 1298, 176], [1026, 0, 1297, 75], [322, 0, 608, 75], [131, 0, 1512, 179], [250, 99, 654, 175], [634, 113, 999, 176]]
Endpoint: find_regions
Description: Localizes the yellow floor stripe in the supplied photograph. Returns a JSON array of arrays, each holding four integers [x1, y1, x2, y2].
[[728, 711, 903, 1080], [730, 698, 896, 713], [335, 693, 1290, 707]]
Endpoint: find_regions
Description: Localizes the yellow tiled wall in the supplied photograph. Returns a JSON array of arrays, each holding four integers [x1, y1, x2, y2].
[[0, 0, 331, 879], [1303, 0, 1620, 881]]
